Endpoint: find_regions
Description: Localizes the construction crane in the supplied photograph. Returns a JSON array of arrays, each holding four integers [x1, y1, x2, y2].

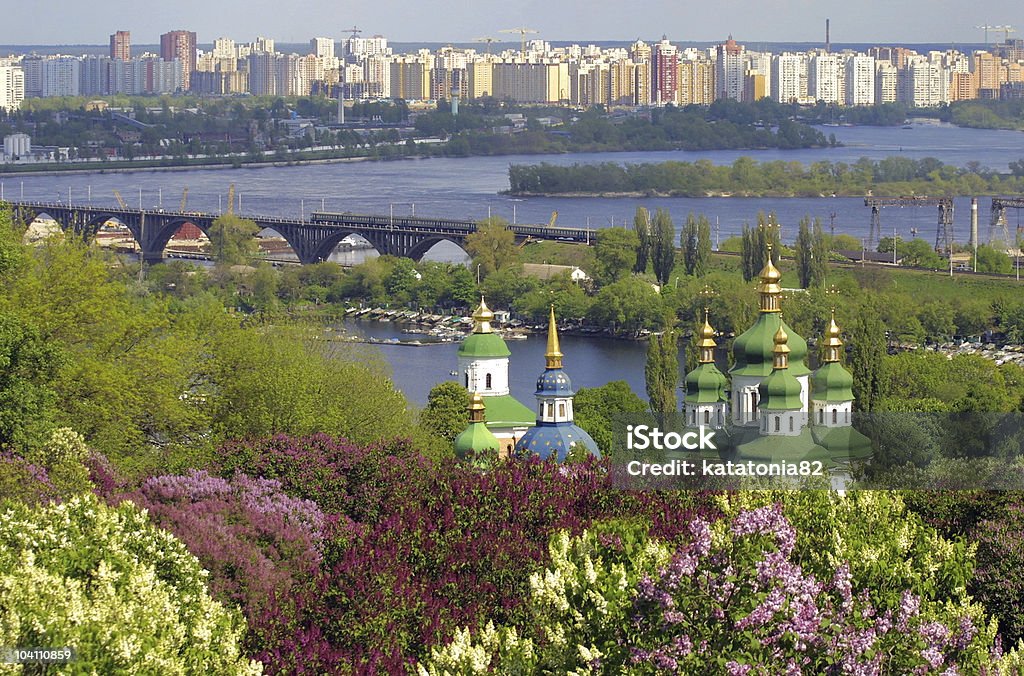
[[976, 24, 1014, 46], [499, 27, 538, 57], [226, 184, 236, 216], [179, 187, 188, 212], [112, 189, 127, 210], [474, 36, 497, 56], [343, 25, 362, 39]]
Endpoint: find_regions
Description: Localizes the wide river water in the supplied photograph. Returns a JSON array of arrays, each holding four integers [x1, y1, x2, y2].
[[6, 121, 1022, 405]]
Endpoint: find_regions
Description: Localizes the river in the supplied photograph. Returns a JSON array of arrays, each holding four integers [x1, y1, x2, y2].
[[7, 122, 1022, 406], [5, 121, 1023, 261]]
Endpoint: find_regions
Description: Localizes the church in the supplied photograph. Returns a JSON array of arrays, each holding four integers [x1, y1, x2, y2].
[[453, 249, 870, 466], [683, 247, 872, 465], [454, 300, 599, 461]]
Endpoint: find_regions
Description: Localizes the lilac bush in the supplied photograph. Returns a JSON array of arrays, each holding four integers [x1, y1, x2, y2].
[[421, 504, 1002, 675]]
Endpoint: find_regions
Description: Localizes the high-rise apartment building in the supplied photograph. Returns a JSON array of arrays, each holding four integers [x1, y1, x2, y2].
[[875, 61, 897, 103], [771, 53, 807, 103], [467, 57, 493, 99], [212, 38, 237, 60], [607, 59, 638, 106], [160, 30, 196, 90], [41, 57, 81, 97], [844, 54, 875, 105], [899, 58, 949, 107], [629, 40, 651, 105], [715, 36, 746, 101], [110, 31, 130, 60], [0, 61, 25, 112], [651, 37, 678, 105], [251, 36, 275, 54], [808, 53, 843, 104], [973, 51, 1002, 99], [311, 37, 334, 60], [678, 58, 715, 105]]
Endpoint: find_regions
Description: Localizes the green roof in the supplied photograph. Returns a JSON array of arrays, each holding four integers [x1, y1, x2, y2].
[[810, 362, 855, 403], [730, 314, 810, 377], [684, 363, 729, 404], [454, 421, 501, 458], [758, 368, 803, 411], [812, 425, 873, 460], [482, 394, 536, 428], [734, 427, 829, 463], [458, 332, 511, 358]]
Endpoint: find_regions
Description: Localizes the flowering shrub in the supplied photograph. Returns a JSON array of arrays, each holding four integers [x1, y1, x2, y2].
[[0, 494, 260, 674], [214, 435, 720, 673], [123, 470, 326, 610], [973, 501, 1024, 646], [420, 506, 1001, 675]]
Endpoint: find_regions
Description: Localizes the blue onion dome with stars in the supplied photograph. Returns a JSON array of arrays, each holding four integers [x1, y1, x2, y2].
[[515, 306, 600, 461]]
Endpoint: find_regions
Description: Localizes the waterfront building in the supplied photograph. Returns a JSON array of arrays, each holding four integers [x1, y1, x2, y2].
[[973, 51, 1003, 99], [679, 58, 715, 105], [110, 31, 130, 61], [651, 37, 679, 105], [0, 61, 25, 113], [390, 55, 431, 101], [715, 36, 746, 101], [875, 61, 898, 103], [456, 298, 535, 454], [629, 40, 652, 105], [771, 53, 808, 103], [845, 54, 876, 106], [160, 30, 196, 91], [514, 307, 599, 461], [809, 52, 844, 104]]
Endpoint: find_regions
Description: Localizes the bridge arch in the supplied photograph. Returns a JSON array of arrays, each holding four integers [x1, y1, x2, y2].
[[310, 230, 383, 264], [406, 236, 470, 262]]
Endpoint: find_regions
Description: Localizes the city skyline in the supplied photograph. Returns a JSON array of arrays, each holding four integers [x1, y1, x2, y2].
[[1, 0, 1021, 45]]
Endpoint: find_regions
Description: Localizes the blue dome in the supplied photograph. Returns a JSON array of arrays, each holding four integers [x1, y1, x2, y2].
[[515, 421, 600, 461], [536, 368, 575, 395]]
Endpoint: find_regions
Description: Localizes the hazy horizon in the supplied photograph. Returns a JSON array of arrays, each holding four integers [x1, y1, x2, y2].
[[1, 0, 1020, 46]]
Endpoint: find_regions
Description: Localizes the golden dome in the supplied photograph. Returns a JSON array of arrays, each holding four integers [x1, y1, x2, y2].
[[773, 323, 789, 347], [757, 245, 782, 313], [468, 392, 487, 423], [822, 309, 844, 362], [699, 310, 717, 345], [472, 297, 494, 333]]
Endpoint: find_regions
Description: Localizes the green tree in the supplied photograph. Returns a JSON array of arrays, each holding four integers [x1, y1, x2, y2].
[[741, 212, 781, 281], [573, 381, 647, 454], [465, 217, 516, 278], [633, 207, 651, 273], [847, 307, 887, 412], [975, 244, 1012, 274], [650, 209, 676, 286], [421, 381, 470, 443], [645, 328, 679, 419], [0, 312, 61, 453], [587, 277, 663, 336], [682, 213, 712, 277], [207, 213, 260, 266], [794, 216, 828, 288], [0, 495, 259, 675], [592, 227, 638, 285]]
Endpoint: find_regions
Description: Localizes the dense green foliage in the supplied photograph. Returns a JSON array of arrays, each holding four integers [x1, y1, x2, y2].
[[508, 156, 1024, 197]]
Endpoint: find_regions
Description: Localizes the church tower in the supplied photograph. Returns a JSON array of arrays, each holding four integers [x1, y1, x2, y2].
[[514, 306, 600, 460], [457, 297, 535, 453], [757, 324, 807, 436], [683, 310, 729, 429], [454, 392, 501, 463], [729, 245, 810, 426], [810, 309, 855, 427]]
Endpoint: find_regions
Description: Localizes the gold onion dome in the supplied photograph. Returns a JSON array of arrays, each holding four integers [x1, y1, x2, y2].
[[758, 246, 782, 313], [699, 311, 717, 345], [772, 323, 790, 368], [472, 297, 494, 333]]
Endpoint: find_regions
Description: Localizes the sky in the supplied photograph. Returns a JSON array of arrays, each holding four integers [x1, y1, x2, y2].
[[2, 0, 1020, 46]]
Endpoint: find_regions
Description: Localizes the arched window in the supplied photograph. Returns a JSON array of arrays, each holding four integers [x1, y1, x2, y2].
[[704, 410, 710, 425], [464, 372, 469, 388], [774, 417, 780, 433], [485, 373, 492, 390], [789, 417, 794, 432], [558, 403, 566, 418], [832, 409, 837, 424], [751, 391, 758, 419]]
